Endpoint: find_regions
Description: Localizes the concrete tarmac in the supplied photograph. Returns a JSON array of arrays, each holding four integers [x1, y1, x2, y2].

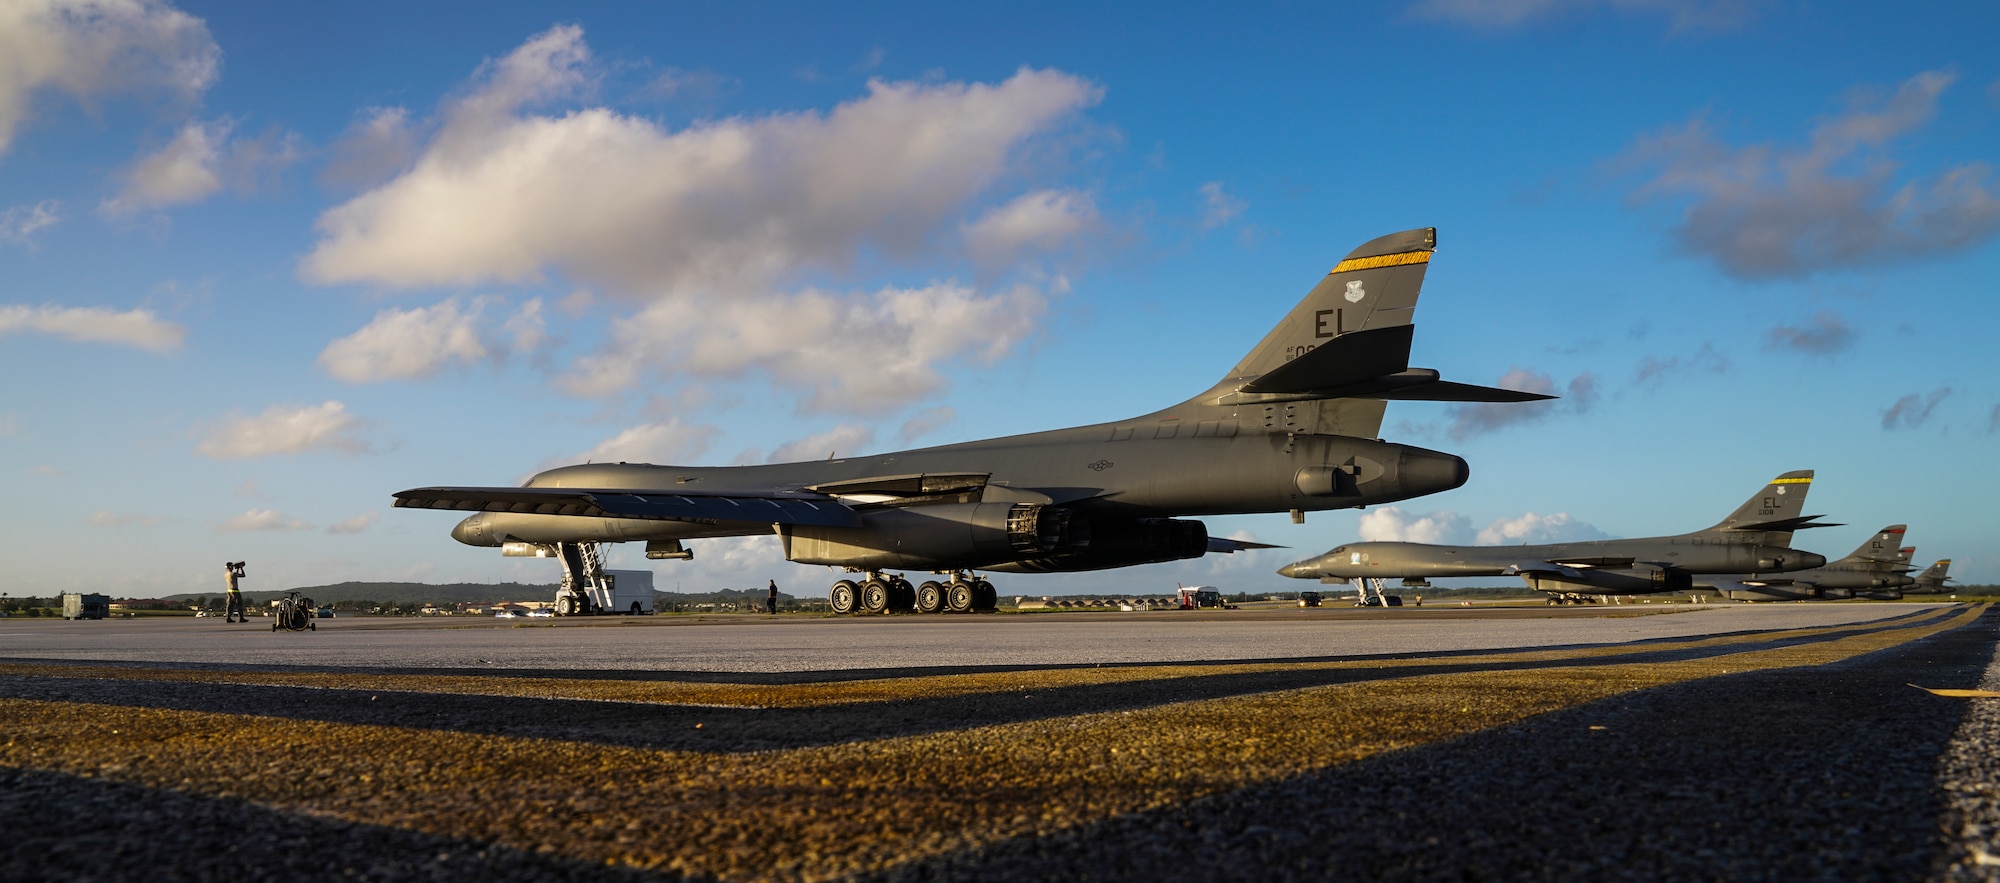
[[3, 603, 1997, 881], [0, 602, 1940, 671]]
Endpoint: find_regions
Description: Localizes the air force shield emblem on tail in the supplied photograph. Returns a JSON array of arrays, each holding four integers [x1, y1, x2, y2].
[[1344, 280, 1366, 303]]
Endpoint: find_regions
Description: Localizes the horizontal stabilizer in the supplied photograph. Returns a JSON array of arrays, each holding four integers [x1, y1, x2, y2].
[[393, 486, 862, 528], [1726, 515, 1842, 533], [1207, 537, 1286, 554], [1372, 378, 1557, 402], [1254, 367, 1558, 403], [1241, 325, 1413, 394]]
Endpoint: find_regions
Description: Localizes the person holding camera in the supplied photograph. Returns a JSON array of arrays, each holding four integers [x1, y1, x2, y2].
[[223, 561, 247, 622]]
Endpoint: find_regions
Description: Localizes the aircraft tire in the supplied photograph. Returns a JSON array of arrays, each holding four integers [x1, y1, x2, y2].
[[888, 577, 916, 611], [916, 581, 945, 614], [829, 581, 859, 615], [861, 580, 890, 614], [946, 581, 975, 613], [972, 580, 996, 611]]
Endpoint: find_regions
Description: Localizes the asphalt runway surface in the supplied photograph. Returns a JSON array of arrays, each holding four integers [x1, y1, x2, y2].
[[4, 603, 1999, 881]]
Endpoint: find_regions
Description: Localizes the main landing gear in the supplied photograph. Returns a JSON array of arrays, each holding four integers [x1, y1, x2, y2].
[[828, 571, 996, 615], [1544, 592, 1608, 606]]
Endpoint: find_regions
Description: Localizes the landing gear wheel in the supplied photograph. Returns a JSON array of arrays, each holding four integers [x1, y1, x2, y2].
[[862, 579, 890, 614], [916, 581, 945, 614], [829, 580, 859, 615], [888, 577, 916, 611], [972, 579, 997, 611], [946, 581, 975, 613], [556, 594, 582, 616]]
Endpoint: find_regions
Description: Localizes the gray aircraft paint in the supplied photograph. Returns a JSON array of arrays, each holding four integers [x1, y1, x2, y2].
[[397, 227, 1545, 585], [1891, 558, 1956, 598], [1276, 470, 1833, 598], [1700, 526, 1914, 602]]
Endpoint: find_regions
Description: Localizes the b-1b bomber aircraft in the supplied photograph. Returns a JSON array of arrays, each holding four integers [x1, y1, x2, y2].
[[1276, 470, 1835, 604], [395, 227, 1548, 615], [1699, 526, 1915, 602], [1905, 558, 1956, 596]]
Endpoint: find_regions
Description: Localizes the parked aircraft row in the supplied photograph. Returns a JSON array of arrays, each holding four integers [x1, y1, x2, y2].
[[393, 226, 1949, 612], [1276, 468, 1955, 603]]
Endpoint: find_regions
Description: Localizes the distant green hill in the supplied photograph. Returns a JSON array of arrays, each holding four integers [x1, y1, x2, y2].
[[164, 582, 556, 607], [163, 581, 804, 608]]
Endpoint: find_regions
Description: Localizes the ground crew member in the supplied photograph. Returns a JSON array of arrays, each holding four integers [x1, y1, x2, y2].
[[224, 561, 247, 622], [767, 579, 779, 615]]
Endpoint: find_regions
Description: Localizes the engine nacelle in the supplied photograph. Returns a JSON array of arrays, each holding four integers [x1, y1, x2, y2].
[[779, 503, 1208, 573]]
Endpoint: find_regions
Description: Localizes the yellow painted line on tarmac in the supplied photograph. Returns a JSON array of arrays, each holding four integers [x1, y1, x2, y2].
[[0, 607, 1961, 710], [1, 605, 1981, 881]]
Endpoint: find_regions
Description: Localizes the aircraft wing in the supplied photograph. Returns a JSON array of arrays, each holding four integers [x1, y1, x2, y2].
[[392, 486, 864, 528]]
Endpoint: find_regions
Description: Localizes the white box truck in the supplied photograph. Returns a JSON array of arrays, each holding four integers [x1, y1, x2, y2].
[[588, 570, 655, 615]]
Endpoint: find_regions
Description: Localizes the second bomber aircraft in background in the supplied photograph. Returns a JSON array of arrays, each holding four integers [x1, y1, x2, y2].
[[1278, 471, 1835, 604]]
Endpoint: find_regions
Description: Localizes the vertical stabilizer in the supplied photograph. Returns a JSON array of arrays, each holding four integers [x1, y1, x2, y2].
[[1914, 559, 1954, 592], [1837, 525, 1908, 564], [1221, 227, 1435, 385], [1703, 470, 1816, 534]]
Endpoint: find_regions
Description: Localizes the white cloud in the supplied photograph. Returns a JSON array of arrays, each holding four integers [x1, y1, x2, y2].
[[101, 119, 222, 214], [1764, 310, 1855, 355], [897, 406, 956, 443], [1357, 506, 1472, 544], [572, 419, 719, 466], [318, 297, 491, 382], [1411, 0, 1764, 34], [504, 298, 547, 356], [0, 0, 219, 157], [101, 119, 301, 215], [196, 401, 371, 459], [300, 27, 1096, 415], [327, 511, 378, 535], [962, 189, 1096, 264], [1198, 181, 1245, 229], [321, 106, 416, 189], [1616, 71, 2000, 279], [219, 508, 310, 533], [1443, 368, 1594, 441], [769, 423, 876, 464], [0, 199, 60, 244], [563, 281, 1046, 414], [86, 510, 158, 527], [0, 303, 184, 351], [302, 28, 1101, 294], [1636, 340, 1730, 385], [1881, 387, 1951, 430], [1475, 512, 1614, 545]]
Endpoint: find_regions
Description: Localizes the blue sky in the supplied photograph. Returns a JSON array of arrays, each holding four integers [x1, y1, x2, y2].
[[2, 0, 1996, 599]]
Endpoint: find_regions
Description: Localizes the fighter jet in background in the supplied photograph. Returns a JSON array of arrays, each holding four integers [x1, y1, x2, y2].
[[1700, 526, 1914, 602], [397, 227, 1548, 615], [1277, 470, 1836, 604]]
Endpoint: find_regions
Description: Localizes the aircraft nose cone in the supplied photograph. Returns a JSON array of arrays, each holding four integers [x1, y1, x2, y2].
[[1277, 561, 1309, 579]]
